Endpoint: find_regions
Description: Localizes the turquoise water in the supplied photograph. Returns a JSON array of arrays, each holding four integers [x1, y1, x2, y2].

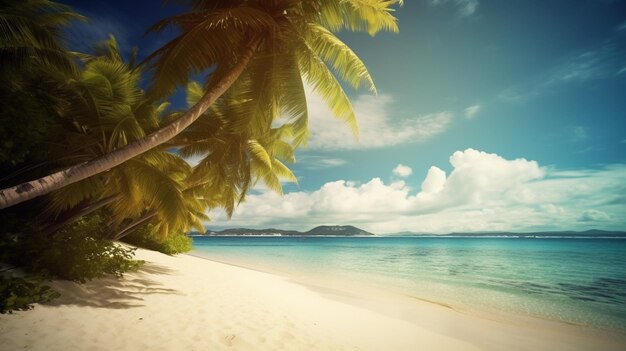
[[191, 236, 626, 331]]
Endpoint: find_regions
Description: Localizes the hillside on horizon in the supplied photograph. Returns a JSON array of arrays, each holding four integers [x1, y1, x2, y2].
[[198, 227, 626, 238], [202, 225, 374, 236]]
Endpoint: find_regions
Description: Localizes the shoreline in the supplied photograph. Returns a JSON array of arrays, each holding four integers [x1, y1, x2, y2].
[[190, 251, 626, 349], [1, 247, 625, 350]]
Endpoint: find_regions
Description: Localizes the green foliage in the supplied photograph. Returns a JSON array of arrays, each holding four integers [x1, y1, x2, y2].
[[0, 86, 57, 166], [4, 215, 143, 283], [0, 0, 85, 76], [0, 0, 83, 169], [0, 275, 60, 314], [1, 0, 403, 252], [121, 224, 193, 255], [0, 60, 69, 170]]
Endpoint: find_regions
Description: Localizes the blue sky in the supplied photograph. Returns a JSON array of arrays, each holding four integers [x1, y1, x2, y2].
[[63, 0, 626, 233]]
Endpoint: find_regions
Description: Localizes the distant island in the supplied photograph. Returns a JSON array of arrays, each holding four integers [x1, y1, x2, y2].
[[200, 225, 374, 236], [195, 227, 626, 238]]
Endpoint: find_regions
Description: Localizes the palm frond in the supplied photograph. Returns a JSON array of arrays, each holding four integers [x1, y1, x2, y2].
[[124, 158, 187, 231], [296, 39, 358, 137], [305, 22, 376, 93], [44, 175, 104, 218], [186, 81, 204, 107], [0, 0, 84, 75], [247, 139, 272, 170], [144, 5, 277, 98], [271, 158, 297, 183], [318, 0, 401, 36], [271, 47, 309, 147]]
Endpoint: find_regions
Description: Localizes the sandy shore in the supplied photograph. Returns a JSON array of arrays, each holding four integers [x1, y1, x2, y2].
[[1, 248, 624, 351]]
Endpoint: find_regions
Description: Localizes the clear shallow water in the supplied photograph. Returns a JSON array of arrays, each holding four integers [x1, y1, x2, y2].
[[191, 236, 626, 331]]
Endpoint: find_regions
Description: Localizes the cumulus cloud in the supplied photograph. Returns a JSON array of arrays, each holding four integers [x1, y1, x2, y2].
[[464, 104, 481, 119], [393, 164, 413, 178], [420, 166, 446, 194], [218, 178, 413, 228], [208, 149, 626, 233], [305, 91, 452, 150]]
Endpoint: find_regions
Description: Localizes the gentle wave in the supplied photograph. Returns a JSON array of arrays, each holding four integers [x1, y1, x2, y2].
[[191, 236, 626, 331]]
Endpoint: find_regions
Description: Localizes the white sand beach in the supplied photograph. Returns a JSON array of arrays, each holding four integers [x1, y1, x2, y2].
[[1, 247, 624, 351]]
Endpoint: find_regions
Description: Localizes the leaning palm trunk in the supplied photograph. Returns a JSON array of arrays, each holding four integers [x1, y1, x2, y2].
[[0, 40, 259, 209], [111, 210, 158, 241], [41, 194, 122, 236]]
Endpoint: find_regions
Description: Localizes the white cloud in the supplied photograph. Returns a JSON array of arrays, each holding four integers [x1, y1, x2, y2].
[[430, 0, 479, 17], [305, 90, 452, 150], [183, 154, 206, 167], [208, 149, 626, 233], [464, 104, 481, 119], [420, 166, 446, 194], [393, 164, 413, 178], [297, 155, 346, 170]]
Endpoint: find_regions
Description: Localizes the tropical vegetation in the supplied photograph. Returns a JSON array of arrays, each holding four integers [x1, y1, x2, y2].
[[0, 0, 401, 311]]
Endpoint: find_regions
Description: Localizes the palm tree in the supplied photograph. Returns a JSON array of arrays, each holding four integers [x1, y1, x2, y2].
[[29, 35, 299, 241], [170, 81, 299, 217], [0, 0, 402, 209], [40, 37, 291, 240], [38, 36, 206, 239]]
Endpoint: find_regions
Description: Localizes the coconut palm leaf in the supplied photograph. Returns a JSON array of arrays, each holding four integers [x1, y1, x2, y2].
[[0, 0, 84, 75], [144, 4, 278, 98], [295, 38, 358, 136], [317, 0, 402, 35], [304, 22, 376, 93]]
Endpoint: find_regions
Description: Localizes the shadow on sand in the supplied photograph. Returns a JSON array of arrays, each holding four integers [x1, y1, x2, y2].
[[43, 262, 180, 309]]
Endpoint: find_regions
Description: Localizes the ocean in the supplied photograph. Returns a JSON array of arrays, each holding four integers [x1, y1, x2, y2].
[[191, 236, 626, 331]]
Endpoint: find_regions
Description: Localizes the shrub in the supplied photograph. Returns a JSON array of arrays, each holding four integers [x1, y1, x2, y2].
[[0, 274, 60, 314], [121, 224, 193, 255], [4, 215, 143, 283]]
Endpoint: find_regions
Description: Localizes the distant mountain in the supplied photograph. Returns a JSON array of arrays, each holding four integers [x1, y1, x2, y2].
[[206, 228, 300, 236], [305, 225, 373, 236], [198, 227, 626, 238], [386, 229, 626, 238], [203, 225, 374, 236]]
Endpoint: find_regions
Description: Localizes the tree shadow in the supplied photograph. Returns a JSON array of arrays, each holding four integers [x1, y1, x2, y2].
[[43, 262, 180, 309], [139, 262, 177, 275]]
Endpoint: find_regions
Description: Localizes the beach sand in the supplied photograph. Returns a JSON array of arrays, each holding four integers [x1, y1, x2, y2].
[[1, 247, 624, 351]]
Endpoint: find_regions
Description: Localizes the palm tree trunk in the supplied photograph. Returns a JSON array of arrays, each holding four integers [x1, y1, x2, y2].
[[112, 210, 158, 241], [41, 194, 121, 237], [0, 39, 260, 210]]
